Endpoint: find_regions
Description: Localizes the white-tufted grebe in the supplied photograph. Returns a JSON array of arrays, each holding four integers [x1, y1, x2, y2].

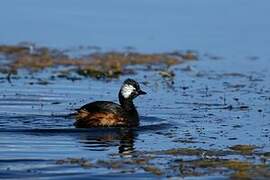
[[75, 79, 146, 128]]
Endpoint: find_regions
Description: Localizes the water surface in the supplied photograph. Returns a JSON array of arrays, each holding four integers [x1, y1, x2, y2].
[[0, 0, 270, 179]]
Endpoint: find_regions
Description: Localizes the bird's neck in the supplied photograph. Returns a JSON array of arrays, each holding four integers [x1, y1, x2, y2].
[[118, 93, 139, 126], [119, 95, 136, 112]]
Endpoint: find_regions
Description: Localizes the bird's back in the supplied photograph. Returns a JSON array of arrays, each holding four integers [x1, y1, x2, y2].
[[75, 101, 129, 127]]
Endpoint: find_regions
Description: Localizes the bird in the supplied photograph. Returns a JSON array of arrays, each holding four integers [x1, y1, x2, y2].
[[74, 78, 146, 128]]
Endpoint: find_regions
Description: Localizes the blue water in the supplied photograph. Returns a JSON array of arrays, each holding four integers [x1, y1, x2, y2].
[[0, 56, 269, 178], [1, 0, 270, 57], [0, 0, 270, 178]]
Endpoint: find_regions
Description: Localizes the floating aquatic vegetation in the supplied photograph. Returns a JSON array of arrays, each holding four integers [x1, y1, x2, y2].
[[178, 158, 269, 178], [229, 144, 257, 155], [0, 44, 198, 79], [56, 146, 270, 178], [0, 45, 29, 55]]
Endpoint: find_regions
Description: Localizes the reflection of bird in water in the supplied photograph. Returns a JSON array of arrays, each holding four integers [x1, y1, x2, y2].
[[118, 129, 135, 155], [78, 128, 136, 155], [75, 79, 146, 128]]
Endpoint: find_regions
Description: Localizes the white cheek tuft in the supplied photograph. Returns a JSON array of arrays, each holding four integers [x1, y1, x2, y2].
[[121, 84, 136, 98]]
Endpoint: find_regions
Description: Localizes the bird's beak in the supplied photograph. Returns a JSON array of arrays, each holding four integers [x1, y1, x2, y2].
[[138, 90, 147, 95]]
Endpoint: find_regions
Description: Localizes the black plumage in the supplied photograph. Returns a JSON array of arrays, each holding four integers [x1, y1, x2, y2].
[[75, 79, 146, 128]]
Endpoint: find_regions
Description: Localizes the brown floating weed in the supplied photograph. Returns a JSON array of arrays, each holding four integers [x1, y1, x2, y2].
[[0, 44, 198, 79], [0, 45, 29, 55], [229, 144, 256, 155]]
